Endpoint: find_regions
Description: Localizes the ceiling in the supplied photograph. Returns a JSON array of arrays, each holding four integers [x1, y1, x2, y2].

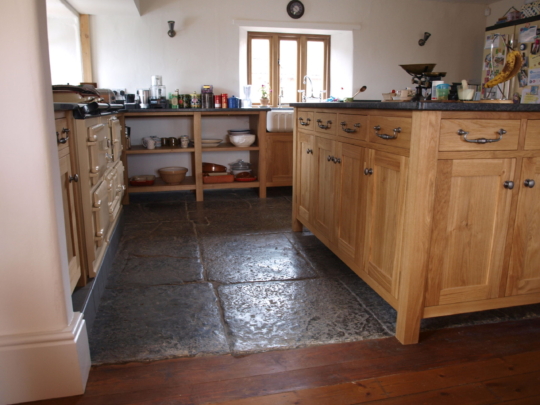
[[423, 0, 500, 4]]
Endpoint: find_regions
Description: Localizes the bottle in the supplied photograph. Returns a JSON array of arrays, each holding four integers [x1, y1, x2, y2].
[[171, 90, 179, 109]]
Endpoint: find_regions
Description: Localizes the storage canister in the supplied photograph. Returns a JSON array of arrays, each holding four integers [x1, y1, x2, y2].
[[221, 93, 228, 108], [201, 93, 214, 109], [214, 94, 222, 108], [190, 92, 200, 108], [228, 95, 240, 109]]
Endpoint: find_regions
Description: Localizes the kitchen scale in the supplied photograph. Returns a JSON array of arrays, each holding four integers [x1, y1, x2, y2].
[[400, 64, 447, 101]]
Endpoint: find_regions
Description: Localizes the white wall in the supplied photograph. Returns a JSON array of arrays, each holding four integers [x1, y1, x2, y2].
[[90, 0, 488, 101]]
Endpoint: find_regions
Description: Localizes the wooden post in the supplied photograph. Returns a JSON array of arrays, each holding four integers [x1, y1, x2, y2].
[[395, 111, 441, 344], [79, 14, 93, 83]]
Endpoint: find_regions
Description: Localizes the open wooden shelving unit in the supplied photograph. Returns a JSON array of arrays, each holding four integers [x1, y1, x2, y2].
[[121, 109, 269, 202]]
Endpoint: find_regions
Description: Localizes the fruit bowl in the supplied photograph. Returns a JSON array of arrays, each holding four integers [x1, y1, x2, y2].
[[229, 134, 256, 147], [158, 167, 188, 185]]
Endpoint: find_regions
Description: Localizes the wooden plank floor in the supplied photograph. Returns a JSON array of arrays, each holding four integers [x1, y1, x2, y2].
[[25, 319, 540, 405]]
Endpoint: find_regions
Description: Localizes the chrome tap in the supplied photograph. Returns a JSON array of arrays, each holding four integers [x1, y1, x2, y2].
[[303, 75, 314, 99]]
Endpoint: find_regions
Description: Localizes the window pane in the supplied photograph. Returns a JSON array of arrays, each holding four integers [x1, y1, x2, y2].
[[251, 38, 270, 103], [279, 39, 298, 104], [307, 41, 325, 100]]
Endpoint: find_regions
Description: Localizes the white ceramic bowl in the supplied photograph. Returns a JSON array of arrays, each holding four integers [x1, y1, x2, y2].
[[229, 134, 256, 147]]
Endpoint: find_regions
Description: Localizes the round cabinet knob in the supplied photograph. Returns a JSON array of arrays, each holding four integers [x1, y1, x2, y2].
[[364, 168, 373, 176], [504, 181, 514, 190], [524, 179, 536, 188], [69, 174, 79, 183]]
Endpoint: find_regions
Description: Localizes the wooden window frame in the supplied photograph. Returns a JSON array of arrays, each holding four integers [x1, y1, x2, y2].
[[248, 32, 330, 106]]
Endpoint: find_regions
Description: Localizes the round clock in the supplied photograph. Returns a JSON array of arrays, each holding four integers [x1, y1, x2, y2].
[[287, 1, 305, 19]]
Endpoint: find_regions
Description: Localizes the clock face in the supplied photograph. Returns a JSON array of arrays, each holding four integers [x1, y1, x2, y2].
[[287, 1, 305, 19]]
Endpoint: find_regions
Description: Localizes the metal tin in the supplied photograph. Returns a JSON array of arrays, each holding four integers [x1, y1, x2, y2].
[[191, 93, 201, 108], [221, 93, 228, 108], [182, 94, 191, 108], [228, 96, 240, 109], [214, 94, 222, 108], [201, 93, 214, 109]]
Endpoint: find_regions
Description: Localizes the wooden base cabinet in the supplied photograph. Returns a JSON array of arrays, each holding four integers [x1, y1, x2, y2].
[[293, 107, 540, 345]]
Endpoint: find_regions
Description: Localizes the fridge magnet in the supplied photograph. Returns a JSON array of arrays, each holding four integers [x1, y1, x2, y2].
[[519, 26, 537, 43], [528, 68, 540, 85], [531, 86, 539, 95], [519, 70, 529, 87], [520, 43, 528, 51], [531, 53, 540, 69], [522, 88, 540, 104], [484, 34, 500, 49], [532, 39, 540, 55], [523, 53, 529, 68]]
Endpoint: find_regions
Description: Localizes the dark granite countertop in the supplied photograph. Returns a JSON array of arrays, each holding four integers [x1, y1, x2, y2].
[[290, 101, 540, 112], [54, 102, 81, 111], [121, 107, 271, 113]]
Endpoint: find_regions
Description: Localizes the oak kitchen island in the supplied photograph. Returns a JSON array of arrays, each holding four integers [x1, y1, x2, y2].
[[291, 101, 540, 344]]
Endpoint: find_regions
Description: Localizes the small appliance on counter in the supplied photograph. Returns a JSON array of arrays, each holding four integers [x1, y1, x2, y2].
[[149, 75, 169, 108], [399, 64, 446, 101]]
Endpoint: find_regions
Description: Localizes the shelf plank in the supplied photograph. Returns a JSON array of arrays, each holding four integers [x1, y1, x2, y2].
[[201, 142, 259, 152], [128, 176, 196, 193], [203, 181, 259, 190], [126, 145, 195, 155]]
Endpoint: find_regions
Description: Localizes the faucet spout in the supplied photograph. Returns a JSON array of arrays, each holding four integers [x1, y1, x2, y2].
[[303, 75, 314, 99]]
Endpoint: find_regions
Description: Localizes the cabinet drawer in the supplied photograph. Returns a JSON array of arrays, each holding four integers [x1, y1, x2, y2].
[[314, 112, 337, 136], [297, 111, 314, 131], [440, 119, 520, 152], [525, 120, 540, 150], [368, 116, 412, 149], [337, 113, 367, 142], [55, 118, 70, 153]]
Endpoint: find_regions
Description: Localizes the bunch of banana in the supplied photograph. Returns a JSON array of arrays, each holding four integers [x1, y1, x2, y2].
[[485, 50, 523, 88]]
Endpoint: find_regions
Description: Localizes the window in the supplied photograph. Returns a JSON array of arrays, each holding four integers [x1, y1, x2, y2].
[[248, 32, 330, 106]]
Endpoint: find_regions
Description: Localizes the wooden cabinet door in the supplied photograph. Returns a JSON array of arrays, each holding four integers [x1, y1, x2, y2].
[[312, 136, 337, 243], [334, 143, 366, 263], [506, 157, 540, 296], [296, 132, 314, 225], [363, 150, 408, 299], [266, 134, 293, 186], [426, 159, 515, 306], [59, 151, 81, 292]]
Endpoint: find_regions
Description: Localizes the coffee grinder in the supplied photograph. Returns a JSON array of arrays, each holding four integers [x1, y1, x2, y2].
[[149, 75, 169, 108]]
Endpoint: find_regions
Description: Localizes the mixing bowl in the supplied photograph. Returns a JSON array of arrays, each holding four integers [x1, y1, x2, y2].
[[158, 167, 188, 184], [229, 134, 256, 147]]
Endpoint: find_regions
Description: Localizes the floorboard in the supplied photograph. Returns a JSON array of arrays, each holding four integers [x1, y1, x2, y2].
[[22, 318, 540, 405]]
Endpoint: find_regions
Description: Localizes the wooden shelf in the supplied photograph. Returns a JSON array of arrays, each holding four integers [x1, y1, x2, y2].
[[128, 176, 196, 193], [126, 145, 195, 155], [203, 181, 259, 190], [201, 142, 259, 152]]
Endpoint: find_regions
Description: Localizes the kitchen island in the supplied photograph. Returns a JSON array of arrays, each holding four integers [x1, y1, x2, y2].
[[291, 101, 540, 344]]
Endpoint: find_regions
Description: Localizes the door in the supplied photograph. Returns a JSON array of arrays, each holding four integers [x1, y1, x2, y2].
[[108, 116, 123, 162], [266, 134, 293, 186], [363, 150, 408, 299], [59, 150, 81, 292], [296, 131, 314, 225], [86, 123, 112, 187], [334, 143, 366, 263], [507, 157, 540, 296], [312, 135, 337, 244], [426, 159, 515, 306]]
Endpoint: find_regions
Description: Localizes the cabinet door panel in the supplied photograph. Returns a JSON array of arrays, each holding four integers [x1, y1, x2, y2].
[[312, 136, 337, 242], [266, 134, 293, 186], [335, 143, 366, 262], [507, 157, 540, 296], [109, 116, 123, 162], [296, 132, 314, 225], [426, 159, 515, 306], [59, 152, 81, 292], [364, 150, 408, 298]]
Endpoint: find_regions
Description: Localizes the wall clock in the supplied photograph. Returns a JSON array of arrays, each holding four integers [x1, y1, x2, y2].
[[287, 1, 305, 19]]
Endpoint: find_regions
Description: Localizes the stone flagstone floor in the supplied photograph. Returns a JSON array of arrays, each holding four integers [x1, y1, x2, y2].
[[88, 187, 540, 364]]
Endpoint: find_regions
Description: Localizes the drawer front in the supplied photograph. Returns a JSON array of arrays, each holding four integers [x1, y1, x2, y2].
[[55, 117, 70, 153], [92, 178, 112, 248], [314, 112, 337, 136], [337, 113, 368, 142], [525, 120, 540, 150], [368, 116, 412, 149], [440, 119, 520, 151], [297, 111, 314, 131]]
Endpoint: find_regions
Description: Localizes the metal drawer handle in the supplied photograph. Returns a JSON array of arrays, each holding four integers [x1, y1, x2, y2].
[[333, 157, 341, 164], [299, 117, 311, 126], [69, 174, 79, 183], [317, 119, 332, 129], [457, 128, 505, 144], [374, 125, 401, 140], [306, 148, 313, 154], [504, 181, 514, 190], [340, 121, 361, 133], [364, 168, 373, 176], [327, 155, 333, 162], [524, 179, 536, 188], [56, 128, 70, 144]]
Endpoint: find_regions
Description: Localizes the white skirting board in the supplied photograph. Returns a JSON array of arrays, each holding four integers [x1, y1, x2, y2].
[[0, 312, 91, 404]]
